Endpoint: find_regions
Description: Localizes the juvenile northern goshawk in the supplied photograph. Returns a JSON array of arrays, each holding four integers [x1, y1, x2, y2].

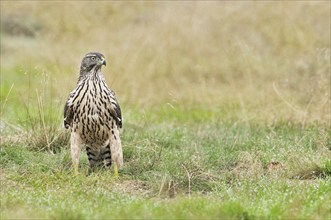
[[64, 52, 123, 175]]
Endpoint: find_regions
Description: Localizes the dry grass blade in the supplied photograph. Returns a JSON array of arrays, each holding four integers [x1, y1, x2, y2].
[[36, 89, 51, 153], [0, 83, 14, 117]]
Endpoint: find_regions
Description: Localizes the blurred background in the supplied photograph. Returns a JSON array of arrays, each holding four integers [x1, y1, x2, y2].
[[1, 1, 330, 128]]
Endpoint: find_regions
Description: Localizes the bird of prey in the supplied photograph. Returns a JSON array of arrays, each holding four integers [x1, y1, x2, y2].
[[64, 52, 123, 176]]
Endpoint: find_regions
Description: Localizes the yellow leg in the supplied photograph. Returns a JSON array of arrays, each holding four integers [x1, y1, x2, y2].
[[114, 162, 118, 177], [74, 163, 79, 176]]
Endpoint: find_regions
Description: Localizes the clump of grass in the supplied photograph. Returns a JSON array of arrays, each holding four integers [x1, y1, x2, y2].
[[228, 151, 264, 180], [1, 72, 69, 152], [19, 87, 69, 152], [289, 159, 331, 179]]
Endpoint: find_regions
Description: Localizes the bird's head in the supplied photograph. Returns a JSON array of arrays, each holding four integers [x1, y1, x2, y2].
[[80, 52, 106, 73]]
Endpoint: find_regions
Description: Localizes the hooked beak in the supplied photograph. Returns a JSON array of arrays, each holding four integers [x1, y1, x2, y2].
[[100, 58, 106, 66]]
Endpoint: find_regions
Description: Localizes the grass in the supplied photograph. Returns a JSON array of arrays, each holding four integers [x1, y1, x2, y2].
[[1, 121, 330, 219], [1, 1, 331, 219], [1, 115, 330, 219]]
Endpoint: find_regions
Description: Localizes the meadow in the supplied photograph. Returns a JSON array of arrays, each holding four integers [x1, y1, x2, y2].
[[1, 1, 330, 219]]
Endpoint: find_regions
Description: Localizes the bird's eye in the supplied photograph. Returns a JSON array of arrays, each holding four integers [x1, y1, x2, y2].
[[91, 56, 96, 61]]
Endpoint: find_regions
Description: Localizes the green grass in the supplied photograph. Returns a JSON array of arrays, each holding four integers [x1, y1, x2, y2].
[[2, 175, 329, 219], [1, 119, 330, 219], [1, 1, 331, 219]]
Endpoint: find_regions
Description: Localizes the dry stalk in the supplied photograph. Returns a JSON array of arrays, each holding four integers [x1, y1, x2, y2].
[[0, 83, 14, 117], [181, 164, 192, 197], [36, 89, 52, 153]]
